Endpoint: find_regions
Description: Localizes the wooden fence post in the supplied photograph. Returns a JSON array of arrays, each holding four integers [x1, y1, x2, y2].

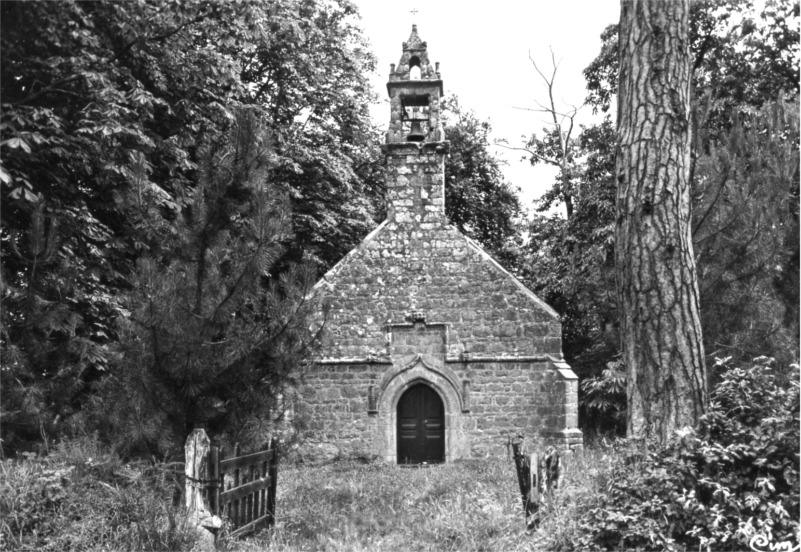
[[208, 445, 220, 516], [530, 452, 540, 506], [511, 438, 551, 529], [185, 428, 222, 551], [266, 437, 278, 525], [544, 447, 561, 492]]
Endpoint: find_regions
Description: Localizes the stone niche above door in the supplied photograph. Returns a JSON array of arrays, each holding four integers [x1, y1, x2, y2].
[[388, 317, 447, 357]]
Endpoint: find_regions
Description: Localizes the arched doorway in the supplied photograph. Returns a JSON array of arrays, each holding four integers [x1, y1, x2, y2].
[[396, 383, 445, 464]]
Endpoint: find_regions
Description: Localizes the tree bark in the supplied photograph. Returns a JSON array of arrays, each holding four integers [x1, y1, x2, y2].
[[615, 0, 708, 442]]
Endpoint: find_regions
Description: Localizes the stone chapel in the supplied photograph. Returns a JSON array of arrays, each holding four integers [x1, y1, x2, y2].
[[297, 26, 582, 464]]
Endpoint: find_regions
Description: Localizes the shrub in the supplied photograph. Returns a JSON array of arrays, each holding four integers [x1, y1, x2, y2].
[[580, 357, 627, 440], [557, 357, 800, 552], [0, 434, 196, 551]]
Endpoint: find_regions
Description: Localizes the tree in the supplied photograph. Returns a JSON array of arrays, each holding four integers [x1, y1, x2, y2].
[[524, 119, 618, 367], [522, 0, 798, 438], [442, 97, 525, 270], [0, 0, 277, 453], [581, 0, 799, 368], [499, 52, 582, 219], [97, 111, 323, 458], [521, 118, 623, 437], [524, 52, 581, 219], [498, 51, 622, 424], [0, 0, 380, 453], [693, 98, 799, 365], [616, 0, 707, 441], [239, 0, 384, 270]]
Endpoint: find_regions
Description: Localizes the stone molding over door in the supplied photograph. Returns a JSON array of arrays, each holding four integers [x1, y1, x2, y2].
[[373, 354, 468, 462], [376, 353, 469, 412]]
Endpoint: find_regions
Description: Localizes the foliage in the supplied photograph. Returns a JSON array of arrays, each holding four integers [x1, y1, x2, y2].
[[580, 358, 626, 439], [694, 97, 800, 364], [561, 358, 800, 552], [523, 118, 618, 382], [691, 0, 800, 138], [583, 0, 800, 116], [95, 111, 323, 458], [582, 24, 619, 114], [1, 1, 265, 394], [241, 0, 384, 269], [0, 200, 106, 453], [0, 0, 378, 456], [0, 434, 194, 551], [442, 97, 525, 271]]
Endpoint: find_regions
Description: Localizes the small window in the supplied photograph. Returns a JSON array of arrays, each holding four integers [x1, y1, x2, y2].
[[409, 56, 421, 80]]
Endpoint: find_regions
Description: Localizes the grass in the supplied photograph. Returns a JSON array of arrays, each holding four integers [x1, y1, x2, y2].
[[222, 450, 615, 552], [1, 435, 618, 551], [0, 435, 197, 552], [223, 458, 534, 552]]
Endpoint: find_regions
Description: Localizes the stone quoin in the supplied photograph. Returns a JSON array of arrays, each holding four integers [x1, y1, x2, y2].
[[296, 26, 582, 464]]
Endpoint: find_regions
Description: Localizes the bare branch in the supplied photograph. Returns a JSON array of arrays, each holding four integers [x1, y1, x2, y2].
[[495, 141, 560, 167], [528, 51, 552, 87]]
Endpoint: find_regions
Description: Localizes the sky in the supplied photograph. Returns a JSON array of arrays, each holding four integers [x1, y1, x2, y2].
[[351, 0, 620, 216]]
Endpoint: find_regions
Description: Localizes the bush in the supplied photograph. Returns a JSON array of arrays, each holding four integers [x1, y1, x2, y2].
[[558, 357, 799, 552], [580, 357, 627, 440], [0, 434, 196, 551]]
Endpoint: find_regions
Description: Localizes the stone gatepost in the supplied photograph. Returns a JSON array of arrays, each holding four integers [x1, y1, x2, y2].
[[185, 428, 222, 551]]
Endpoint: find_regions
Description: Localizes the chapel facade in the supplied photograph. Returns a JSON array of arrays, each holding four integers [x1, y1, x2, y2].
[[297, 26, 582, 463]]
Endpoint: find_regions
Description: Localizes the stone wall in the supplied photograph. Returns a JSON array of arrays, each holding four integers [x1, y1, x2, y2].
[[314, 178, 563, 362], [295, 356, 580, 463]]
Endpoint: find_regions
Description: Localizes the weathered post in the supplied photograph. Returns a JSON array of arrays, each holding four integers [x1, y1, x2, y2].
[[510, 439, 567, 529], [185, 428, 222, 551], [208, 444, 220, 515], [510, 438, 540, 529], [266, 437, 279, 525], [543, 447, 561, 492]]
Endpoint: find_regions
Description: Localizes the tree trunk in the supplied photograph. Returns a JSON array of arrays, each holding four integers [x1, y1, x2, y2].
[[615, 0, 707, 442]]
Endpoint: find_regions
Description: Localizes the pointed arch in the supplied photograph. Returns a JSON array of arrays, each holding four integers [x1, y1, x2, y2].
[[377, 354, 468, 412], [372, 355, 468, 462]]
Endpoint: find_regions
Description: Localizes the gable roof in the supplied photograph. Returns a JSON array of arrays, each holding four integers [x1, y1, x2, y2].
[[313, 220, 559, 321]]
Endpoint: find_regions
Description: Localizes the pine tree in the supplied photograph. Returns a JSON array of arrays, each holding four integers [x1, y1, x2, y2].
[[98, 110, 324, 458], [616, 0, 708, 441]]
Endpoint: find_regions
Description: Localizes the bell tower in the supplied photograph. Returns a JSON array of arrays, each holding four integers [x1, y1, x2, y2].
[[382, 25, 450, 225]]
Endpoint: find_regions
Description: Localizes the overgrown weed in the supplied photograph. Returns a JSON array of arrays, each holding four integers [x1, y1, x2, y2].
[[223, 458, 544, 552], [0, 433, 195, 551]]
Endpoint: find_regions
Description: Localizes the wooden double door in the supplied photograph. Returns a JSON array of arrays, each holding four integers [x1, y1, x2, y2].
[[397, 383, 445, 464]]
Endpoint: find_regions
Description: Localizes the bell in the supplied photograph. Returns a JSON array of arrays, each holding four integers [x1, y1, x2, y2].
[[406, 121, 425, 142]]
